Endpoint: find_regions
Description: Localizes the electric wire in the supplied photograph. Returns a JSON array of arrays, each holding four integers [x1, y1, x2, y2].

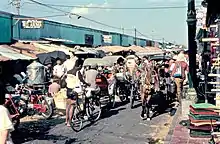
[[28, 0, 134, 31], [136, 29, 165, 41], [28, 0, 159, 41], [25, 2, 202, 10], [25, 0, 172, 43]]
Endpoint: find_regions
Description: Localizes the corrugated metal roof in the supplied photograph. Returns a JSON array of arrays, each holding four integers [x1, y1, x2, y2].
[[0, 45, 34, 60], [10, 43, 47, 58]]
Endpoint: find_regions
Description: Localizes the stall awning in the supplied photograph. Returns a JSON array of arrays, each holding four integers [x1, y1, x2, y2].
[[205, 0, 220, 26], [0, 45, 34, 60]]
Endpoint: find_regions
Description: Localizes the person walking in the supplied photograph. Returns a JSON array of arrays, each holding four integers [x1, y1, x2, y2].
[[0, 82, 14, 144], [171, 54, 189, 104]]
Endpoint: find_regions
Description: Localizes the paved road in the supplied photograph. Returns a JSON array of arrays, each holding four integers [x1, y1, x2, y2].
[[12, 101, 173, 144]]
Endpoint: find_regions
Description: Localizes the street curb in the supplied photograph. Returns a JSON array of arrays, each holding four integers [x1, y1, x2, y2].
[[164, 107, 181, 144]]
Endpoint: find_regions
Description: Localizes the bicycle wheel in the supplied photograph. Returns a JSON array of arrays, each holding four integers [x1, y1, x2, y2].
[[70, 106, 83, 132], [108, 94, 116, 108], [86, 98, 102, 122], [40, 97, 54, 119]]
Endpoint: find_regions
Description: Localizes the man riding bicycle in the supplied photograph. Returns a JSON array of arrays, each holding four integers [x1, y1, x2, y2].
[[85, 64, 100, 93], [65, 65, 90, 127]]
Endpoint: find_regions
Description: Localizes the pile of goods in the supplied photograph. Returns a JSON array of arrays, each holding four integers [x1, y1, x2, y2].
[[189, 103, 220, 138]]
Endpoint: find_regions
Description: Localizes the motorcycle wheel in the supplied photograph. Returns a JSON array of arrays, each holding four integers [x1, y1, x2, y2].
[[19, 98, 28, 118], [12, 118, 20, 130], [117, 87, 126, 102], [40, 97, 54, 119], [86, 98, 102, 122]]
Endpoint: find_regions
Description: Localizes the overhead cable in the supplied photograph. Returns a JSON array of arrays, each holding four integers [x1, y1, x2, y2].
[[28, 0, 133, 31], [27, 0, 168, 42], [26, 3, 201, 10]]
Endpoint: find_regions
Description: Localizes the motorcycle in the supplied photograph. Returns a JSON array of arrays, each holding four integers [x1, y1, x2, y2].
[[19, 85, 54, 119], [5, 84, 54, 129]]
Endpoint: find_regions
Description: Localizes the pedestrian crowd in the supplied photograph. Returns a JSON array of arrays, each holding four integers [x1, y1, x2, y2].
[[0, 50, 193, 144]]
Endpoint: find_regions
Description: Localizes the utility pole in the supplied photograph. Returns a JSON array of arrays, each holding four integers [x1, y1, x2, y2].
[[12, 0, 21, 15], [134, 28, 137, 45], [11, 0, 21, 40], [162, 38, 165, 49], [121, 26, 124, 35], [187, 0, 197, 89]]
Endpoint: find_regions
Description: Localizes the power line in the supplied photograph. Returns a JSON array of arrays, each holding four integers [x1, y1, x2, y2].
[[28, 0, 134, 31], [136, 29, 170, 43], [11, 0, 21, 15], [26, 0, 169, 43], [136, 29, 159, 40], [34, 14, 68, 18], [25, 3, 201, 10], [22, 7, 64, 14]]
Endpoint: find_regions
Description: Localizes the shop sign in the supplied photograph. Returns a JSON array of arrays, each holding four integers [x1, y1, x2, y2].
[[102, 35, 112, 43], [21, 20, 43, 29]]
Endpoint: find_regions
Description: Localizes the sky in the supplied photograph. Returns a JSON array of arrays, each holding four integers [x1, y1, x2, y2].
[[1, 0, 203, 45]]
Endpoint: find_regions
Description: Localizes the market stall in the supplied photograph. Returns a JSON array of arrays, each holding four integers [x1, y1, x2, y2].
[[102, 56, 125, 66], [83, 58, 111, 67]]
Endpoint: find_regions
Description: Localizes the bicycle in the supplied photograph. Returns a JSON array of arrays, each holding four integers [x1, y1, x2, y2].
[[70, 85, 102, 132], [4, 93, 26, 130]]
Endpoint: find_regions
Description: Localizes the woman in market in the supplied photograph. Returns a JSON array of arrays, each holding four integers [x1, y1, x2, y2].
[[65, 64, 90, 127]]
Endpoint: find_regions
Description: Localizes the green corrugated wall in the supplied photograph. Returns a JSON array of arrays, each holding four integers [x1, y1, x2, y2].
[[0, 14, 12, 44]]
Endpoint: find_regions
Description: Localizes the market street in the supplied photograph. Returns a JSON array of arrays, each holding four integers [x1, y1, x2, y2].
[[12, 102, 173, 144]]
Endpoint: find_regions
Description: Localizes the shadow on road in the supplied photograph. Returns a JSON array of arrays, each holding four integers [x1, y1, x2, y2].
[[11, 118, 77, 144], [78, 105, 126, 132], [101, 107, 126, 119], [132, 102, 142, 109]]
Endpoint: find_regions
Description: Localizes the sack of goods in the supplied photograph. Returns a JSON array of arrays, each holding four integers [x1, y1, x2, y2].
[[53, 88, 67, 110], [188, 103, 220, 138]]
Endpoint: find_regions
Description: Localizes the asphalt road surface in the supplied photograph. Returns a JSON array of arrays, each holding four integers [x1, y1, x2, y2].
[[12, 101, 173, 144]]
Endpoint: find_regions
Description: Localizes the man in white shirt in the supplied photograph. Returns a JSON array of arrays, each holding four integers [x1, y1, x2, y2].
[[63, 53, 78, 72], [0, 83, 14, 144], [53, 59, 65, 78]]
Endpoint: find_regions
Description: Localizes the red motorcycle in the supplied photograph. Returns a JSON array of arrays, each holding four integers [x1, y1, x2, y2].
[[20, 85, 54, 119], [5, 85, 54, 129]]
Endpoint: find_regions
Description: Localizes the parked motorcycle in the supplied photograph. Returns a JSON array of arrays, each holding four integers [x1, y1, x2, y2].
[[20, 86, 54, 119], [5, 84, 54, 129]]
